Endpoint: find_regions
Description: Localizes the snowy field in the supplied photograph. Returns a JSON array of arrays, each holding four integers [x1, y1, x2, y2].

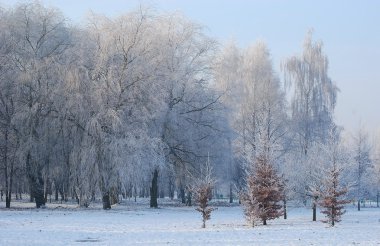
[[1, 199, 380, 245]]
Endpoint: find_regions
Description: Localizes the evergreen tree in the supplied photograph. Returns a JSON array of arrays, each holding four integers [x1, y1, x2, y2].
[[241, 154, 284, 226], [319, 162, 350, 227], [192, 158, 216, 228]]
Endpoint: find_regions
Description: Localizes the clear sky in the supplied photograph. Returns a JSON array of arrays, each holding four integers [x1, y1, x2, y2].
[[2, 0, 379, 133]]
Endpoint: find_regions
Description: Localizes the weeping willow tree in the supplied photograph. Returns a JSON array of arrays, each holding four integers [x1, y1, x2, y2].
[[283, 30, 338, 156], [282, 31, 339, 220]]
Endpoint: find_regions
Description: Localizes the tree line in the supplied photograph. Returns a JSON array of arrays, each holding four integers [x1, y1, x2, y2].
[[1, 2, 379, 219]]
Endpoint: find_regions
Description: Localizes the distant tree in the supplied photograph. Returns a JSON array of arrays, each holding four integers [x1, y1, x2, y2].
[[282, 31, 338, 220], [373, 139, 380, 207], [215, 41, 287, 206], [351, 128, 372, 211], [192, 157, 217, 228], [319, 162, 350, 227], [241, 153, 284, 226], [283, 30, 338, 156], [0, 8, 20, 209]]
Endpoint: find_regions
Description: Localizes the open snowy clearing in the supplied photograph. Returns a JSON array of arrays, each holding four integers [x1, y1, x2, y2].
[[1, 200, 380, 245]]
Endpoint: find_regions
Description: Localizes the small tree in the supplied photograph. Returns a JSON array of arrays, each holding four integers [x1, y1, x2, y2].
[[319, 163, 350, 227], [192, 158, 217, 228], [241, 154, 284, 226]]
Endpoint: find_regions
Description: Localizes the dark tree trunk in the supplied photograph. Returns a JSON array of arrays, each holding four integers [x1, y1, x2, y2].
[[33, 176, 46, 208], [150, 169, 158, 208], [102, 192, 111, 209], [186, 191, 192, 206], [263, 219, 267, 225], [229, 183, 233, 203], [44, 186, 48, 203], [312, 203, 317, 221], [283, 198, 287, 219], [180, 187, 186, 204], [133, 186, 137, 202], [4, 172, 11, 208], [168, 178, 174, 200], [5, 193, 11, 208], [29, 175, 45, 207], [357, 200, 361, 211], [29, 187, 34, 202], [3, 129, 14, 209], [26, 152, 45, 208], [312, 195, 318, 221], [59, 188, 65, 202], [55, 187, 59, 201]]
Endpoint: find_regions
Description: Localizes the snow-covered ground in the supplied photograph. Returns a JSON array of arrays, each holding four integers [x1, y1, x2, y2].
[[1, 199, 379, 245]]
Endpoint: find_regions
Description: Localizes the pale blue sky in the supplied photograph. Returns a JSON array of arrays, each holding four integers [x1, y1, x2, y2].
[[2, 0, 379, 132]]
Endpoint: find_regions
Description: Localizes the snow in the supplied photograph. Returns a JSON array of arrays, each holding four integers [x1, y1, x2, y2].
[[1, 200, 380, 245]]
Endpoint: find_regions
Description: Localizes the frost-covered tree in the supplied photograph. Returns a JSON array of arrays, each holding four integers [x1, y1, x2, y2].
[[351, 128, 372, 211], [317, 127, 350, 226], [5, 2, 71, 208], [215, 41, 287, 200], [370, 133, 380, 207], [373, 150, 380, 207], [152, 14, 224, 204], [192, 157, 217, 228], [283, 30, 338, 156], [319, 163, 349, 227], [282, 31, 338, 219], [241, 153, 284, 226], [0, 9, 21, 208]]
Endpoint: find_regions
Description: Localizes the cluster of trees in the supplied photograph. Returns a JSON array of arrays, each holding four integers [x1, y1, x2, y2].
[[1, 2, 379, 222], [0, 2, 227, 209]]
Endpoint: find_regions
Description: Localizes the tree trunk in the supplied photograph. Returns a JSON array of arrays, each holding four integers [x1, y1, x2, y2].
[[33, 176, 46, 208], [150, 169, 158, 208], [29, 187, 34, 202], [55, 187, 59, 201], [5, 192, 11, 208], [169, 178, 174, 200], [6, 161, 13, 208], [229, 183, 233, 203], [312, 202, 317, 221], [283, 198, 287, 219], [357, 200, 360, 211], [44, 184, 48, 203], [263, 219, 267, 225], [180, 187, 186, 204], [377, 192, 379, 208], [26, 152, 45, 208], [102, 192, 111, 209], [186, 191, 192, 206], [3, 129, 13, 209]]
